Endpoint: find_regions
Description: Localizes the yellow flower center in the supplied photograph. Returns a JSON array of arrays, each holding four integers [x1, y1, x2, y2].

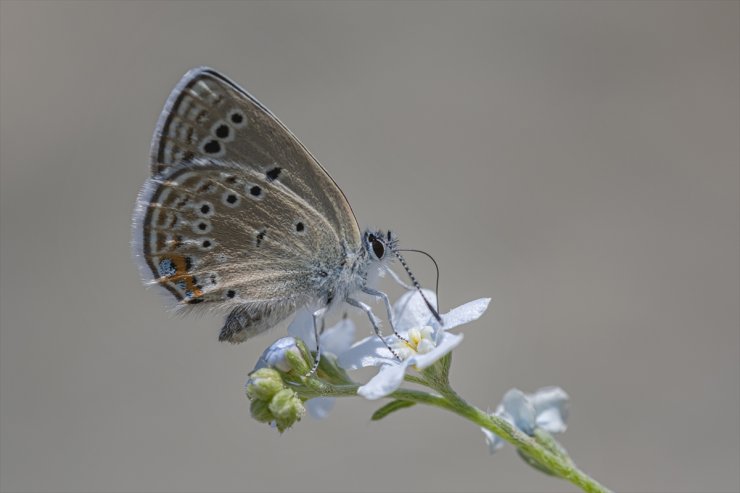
[[395, 326, 435, 360]]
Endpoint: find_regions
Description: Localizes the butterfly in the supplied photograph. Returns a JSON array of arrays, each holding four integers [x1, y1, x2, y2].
[[133, 67, 439, 367]]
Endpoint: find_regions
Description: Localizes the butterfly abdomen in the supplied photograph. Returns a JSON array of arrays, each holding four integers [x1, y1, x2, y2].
[[219, 301, 297, 344]]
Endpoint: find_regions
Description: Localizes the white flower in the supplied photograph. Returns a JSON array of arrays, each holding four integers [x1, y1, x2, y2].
[[482, 386, 570, 454], [286, 310, 356, 419], [339, 289, 491, 400], [287, 309, 356, 359]]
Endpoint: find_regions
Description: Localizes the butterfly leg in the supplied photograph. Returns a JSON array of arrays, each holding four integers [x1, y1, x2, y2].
[[346, 297, 403, 360], [361, 286, 408, 343], [306, 307, 327, 376]]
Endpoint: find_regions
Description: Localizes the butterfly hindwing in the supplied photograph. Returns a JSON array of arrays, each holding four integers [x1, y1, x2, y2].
[[136, 159, 342, 302]]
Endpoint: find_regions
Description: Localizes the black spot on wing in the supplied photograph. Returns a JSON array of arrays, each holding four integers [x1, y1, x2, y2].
[[215, 124, 230, 139], [255, 228, 266, 247], [203, 140, 221, 154], [266, 167, 282, 182]]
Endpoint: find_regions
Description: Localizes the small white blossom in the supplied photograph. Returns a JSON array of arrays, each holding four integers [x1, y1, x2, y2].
[[286, 310, 357, 419], [287, 309, 356, 359], [482, 386, 570, 454], [339, 289, 491, 400]]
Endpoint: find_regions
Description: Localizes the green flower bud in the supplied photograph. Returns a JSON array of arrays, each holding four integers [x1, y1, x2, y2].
[[285, 342, 312, 376], [268, 388, 306, 432], [250, 398, 274, 424], [246, 368, 284, 401]]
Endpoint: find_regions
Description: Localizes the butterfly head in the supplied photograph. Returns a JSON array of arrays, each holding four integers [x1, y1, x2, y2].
[[362, 229, 443, 324], [363, 230, 398, 263]]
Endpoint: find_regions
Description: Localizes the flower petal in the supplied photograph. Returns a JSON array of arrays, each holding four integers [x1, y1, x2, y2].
[[410, 332, 463, 370], [288, 311, 357, 357], [501, 388, 536, 435], [254, 337, 299, 373], [441, 298, 491, 331], [530, 386, 569, 434], [287, 309, 314, 344], [338, 336, 394, 370], [306, 397, 336, 420], [393, 289, 438, 332], [481, 427, 506, 454], [357, 362, 409, 400], [320, 318, 356, 356]]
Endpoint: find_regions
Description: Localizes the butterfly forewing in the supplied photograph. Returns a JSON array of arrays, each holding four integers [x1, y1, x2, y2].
[[149, 67, 360, 245]]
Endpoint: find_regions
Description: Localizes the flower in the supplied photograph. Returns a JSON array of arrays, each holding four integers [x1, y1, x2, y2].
[[287, 309, 356, 360], [482, 386, 569, 454], [286, 310, 357, 419], [339, 289, 491, 400]]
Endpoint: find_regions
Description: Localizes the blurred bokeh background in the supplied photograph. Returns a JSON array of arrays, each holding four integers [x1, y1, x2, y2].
[[1, 1, 738, 492]]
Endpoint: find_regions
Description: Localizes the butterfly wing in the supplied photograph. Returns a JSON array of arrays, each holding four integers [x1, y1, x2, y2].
[[134, 68, 362, 342]]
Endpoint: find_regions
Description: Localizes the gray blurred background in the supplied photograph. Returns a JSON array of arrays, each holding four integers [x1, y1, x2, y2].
[[1, 1, 738, 492]]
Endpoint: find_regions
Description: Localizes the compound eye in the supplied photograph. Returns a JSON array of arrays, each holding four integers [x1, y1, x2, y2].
[[371, 238, 385, 259]]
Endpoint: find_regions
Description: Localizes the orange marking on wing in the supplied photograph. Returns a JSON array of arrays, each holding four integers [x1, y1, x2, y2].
[[157, 254, 204, 298]]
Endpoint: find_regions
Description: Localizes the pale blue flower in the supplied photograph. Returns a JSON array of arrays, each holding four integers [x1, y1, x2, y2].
[[339, 289, 491, 400], [287, 309, 356, 359], [287, 311, 356, 419], [482, 386, 569, 454]]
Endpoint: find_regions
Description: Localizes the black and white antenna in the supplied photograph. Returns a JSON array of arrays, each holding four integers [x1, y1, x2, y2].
[[392, 249, 443, 324]]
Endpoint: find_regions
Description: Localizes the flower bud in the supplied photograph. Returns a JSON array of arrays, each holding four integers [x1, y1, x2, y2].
[[284, 340, 312, 376], [268, 388, 306, 432], [255, 337, 312, 376], [246, 368, 284, 401], [249, 398, 274, 424]]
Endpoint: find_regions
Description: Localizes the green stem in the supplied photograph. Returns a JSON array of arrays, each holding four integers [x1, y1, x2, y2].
[[296, 382, 452, 407]]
